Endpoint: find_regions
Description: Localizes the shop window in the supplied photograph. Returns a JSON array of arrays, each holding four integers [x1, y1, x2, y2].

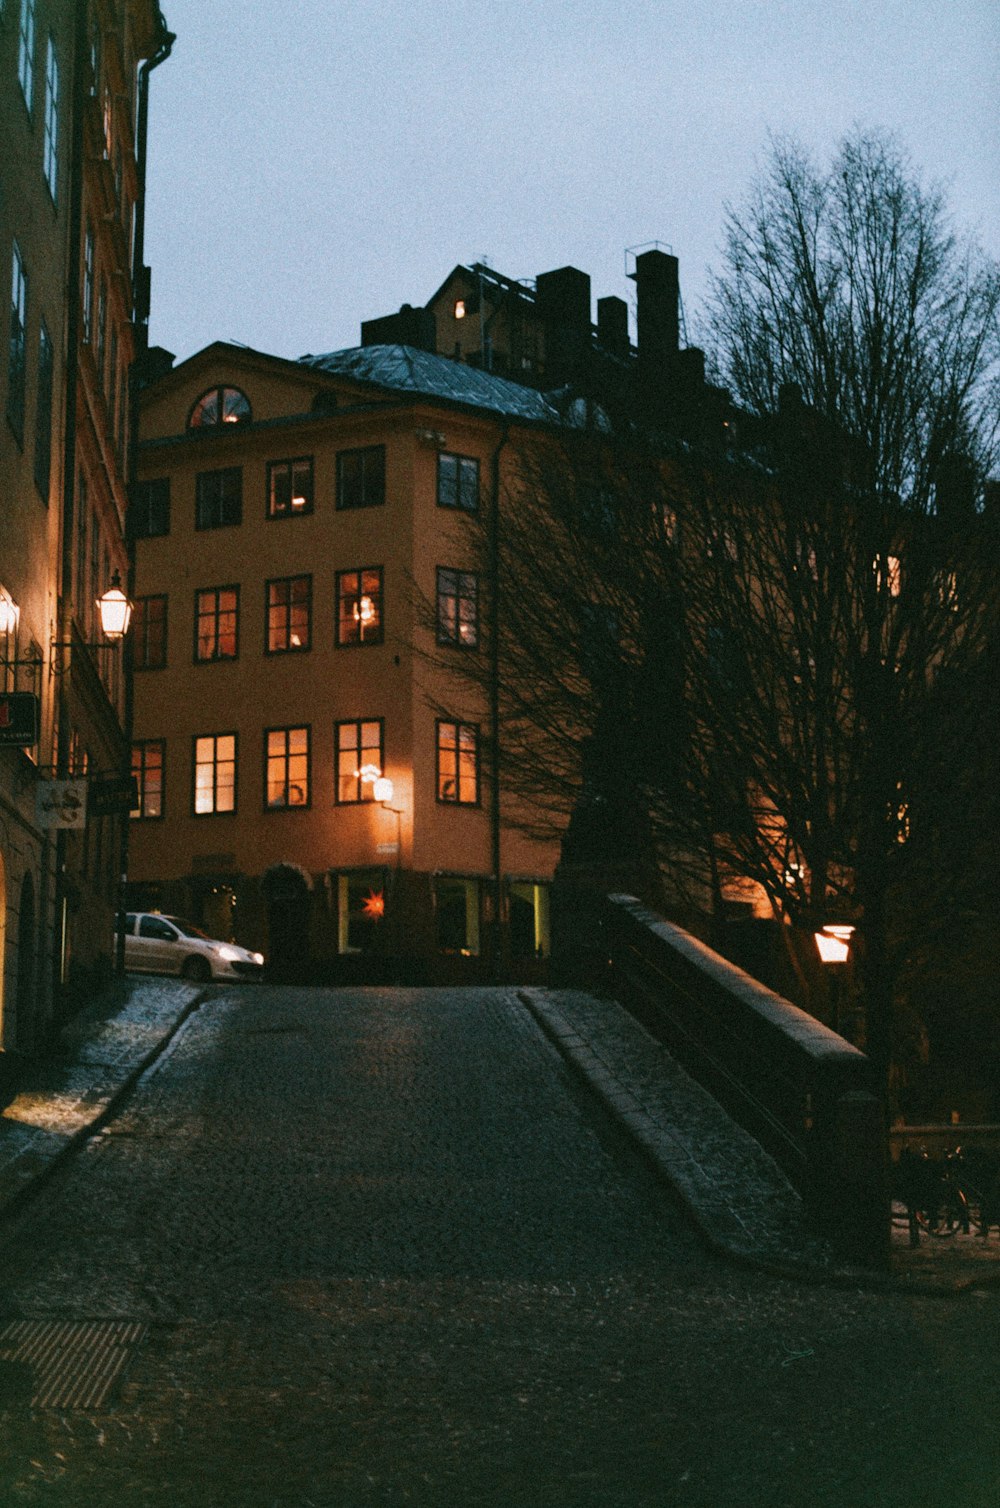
[[508, 881, 551, 960], [434, 876, 480, 956], [336, 868, 387, 954]]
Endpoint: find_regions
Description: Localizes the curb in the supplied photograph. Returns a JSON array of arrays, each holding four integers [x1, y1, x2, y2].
[[0, 987, 210, 1223], [518, 989, 984, 1299]]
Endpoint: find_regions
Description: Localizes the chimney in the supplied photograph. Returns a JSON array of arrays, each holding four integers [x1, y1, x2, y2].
[[597, 296, 629, 359], [360, 303, 437, 352], [535, 266, 591, 385], [631, 249, 679, 379]]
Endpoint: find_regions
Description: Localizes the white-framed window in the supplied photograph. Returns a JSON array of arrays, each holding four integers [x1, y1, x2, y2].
[[18, 0, 36, 112], [43, 34, 59, 200]]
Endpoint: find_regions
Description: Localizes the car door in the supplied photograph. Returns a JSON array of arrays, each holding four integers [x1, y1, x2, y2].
[[136, 914, 183, 974]]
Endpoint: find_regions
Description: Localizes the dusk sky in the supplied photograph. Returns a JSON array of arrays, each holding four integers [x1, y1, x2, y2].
[[144, 0, 999, 367]]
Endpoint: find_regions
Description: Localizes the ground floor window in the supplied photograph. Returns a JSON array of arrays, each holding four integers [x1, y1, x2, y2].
[[508, 881, 551, 960], [336, 868, 387, 954], [434, 876, 480, 956]]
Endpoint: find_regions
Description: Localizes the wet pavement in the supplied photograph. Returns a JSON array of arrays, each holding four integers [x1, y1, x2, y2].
[[0, 981, 998, 1505]]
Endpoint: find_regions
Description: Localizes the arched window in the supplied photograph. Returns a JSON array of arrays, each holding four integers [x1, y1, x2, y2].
[[188, 385, 251, 429]]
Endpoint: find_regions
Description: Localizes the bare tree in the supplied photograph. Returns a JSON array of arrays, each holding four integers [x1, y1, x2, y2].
[[425, 130, 1000, 1109]]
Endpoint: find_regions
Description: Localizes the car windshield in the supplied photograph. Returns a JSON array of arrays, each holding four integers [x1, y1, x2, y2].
[[165, 916, 212, 940]]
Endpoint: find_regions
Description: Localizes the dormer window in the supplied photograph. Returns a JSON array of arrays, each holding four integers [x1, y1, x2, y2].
[[188, 385, 251, 429]]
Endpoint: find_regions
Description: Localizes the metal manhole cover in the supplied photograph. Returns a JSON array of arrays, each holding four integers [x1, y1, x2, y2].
[[0, 1320, 147, 1409]]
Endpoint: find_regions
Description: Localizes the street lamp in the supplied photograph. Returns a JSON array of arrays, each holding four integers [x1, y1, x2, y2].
[[96, 571, 132, 639], [815, 924, 856, 1035]]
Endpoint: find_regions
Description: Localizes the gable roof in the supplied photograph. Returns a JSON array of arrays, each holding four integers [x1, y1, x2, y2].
[[299, 344, 560, 423]]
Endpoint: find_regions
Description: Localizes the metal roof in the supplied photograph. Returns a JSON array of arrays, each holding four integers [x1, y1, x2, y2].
[[299, 344, 561, 423]]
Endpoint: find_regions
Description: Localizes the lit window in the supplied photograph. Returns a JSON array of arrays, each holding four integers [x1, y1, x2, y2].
[[436, 720, 478, 804], [266, 726, 310, 808], [335, 719, 383, 804], [454, 299, 466, 319], [17, 0, 35, 112], [436, 567, 479, 647], [195, 586, 238, 662], [7, 241, 28, 442], [267, 456, 313, 517], [267, 575, 311, 653], [133, 594, 167, 670], [195, 466, 242, 529], [436, 452, 479, 512], [131, 740, 164, 819], [336, 445, 385, 510], [336, 567, 383, 646], [43, 34, 58, 199], [193, 733, 236, 815], [188, 385, 251, 429]]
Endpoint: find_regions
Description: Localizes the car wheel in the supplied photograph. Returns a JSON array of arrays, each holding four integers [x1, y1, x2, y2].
[[181, 955, 212, 983]]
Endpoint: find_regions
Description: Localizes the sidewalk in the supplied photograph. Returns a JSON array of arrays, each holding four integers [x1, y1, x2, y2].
[[0, 978, 205, 1219], [1, 978, 996, 1295], [520, 987, 1000, 1296]]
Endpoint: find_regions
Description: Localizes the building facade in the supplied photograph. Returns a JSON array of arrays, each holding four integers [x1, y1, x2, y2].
[[129, 342, 560, 979], [0, 0, 170, 1052]]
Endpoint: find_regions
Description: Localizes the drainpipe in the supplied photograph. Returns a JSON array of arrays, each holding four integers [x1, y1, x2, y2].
[[487, 423, 510, 980], [49, 0, 92, 1025], [115, 8, 174, 976]]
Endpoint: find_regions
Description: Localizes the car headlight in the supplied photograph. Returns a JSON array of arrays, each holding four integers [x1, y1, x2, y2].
[[250, 952, 264, 965], [216, 945, 240, 962]]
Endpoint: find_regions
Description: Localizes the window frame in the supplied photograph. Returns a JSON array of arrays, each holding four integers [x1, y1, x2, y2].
[[187, 384, 251, 430], [334, 718, 385, 805], [194, 584, 239, 664], [195, 466, 242, 531], [17, 0, 35, 113], [436, 451, 480, 512], [436, 566, 479, 648], [133, 593, 167, 671], [7, 240, 28, 443], [336, 566, 384, 647], [128, 476, 170, 538], [130, 738, 165, 820], [265, 574, 312, 655], [336, 444, 385, 511], [266, 455, 314, 519], [436, 719, 480, 805], [42, 32, 58, 201], [192, 731, 238, 816], [264, 724, 311, 811]]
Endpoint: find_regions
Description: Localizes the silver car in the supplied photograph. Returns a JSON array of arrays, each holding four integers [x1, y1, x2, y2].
[[121, 912, 264, 982]]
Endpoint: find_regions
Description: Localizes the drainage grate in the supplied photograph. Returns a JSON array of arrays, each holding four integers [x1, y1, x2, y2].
[[0, 1320, 147, 1409]]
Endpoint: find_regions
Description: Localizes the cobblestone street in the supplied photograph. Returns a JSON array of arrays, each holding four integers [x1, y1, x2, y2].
[[1, 986, 998, 1506]]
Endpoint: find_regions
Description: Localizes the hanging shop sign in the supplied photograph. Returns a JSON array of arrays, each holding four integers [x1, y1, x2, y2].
[[88, 774, 139, 816], [36, 778, 88, 829]]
